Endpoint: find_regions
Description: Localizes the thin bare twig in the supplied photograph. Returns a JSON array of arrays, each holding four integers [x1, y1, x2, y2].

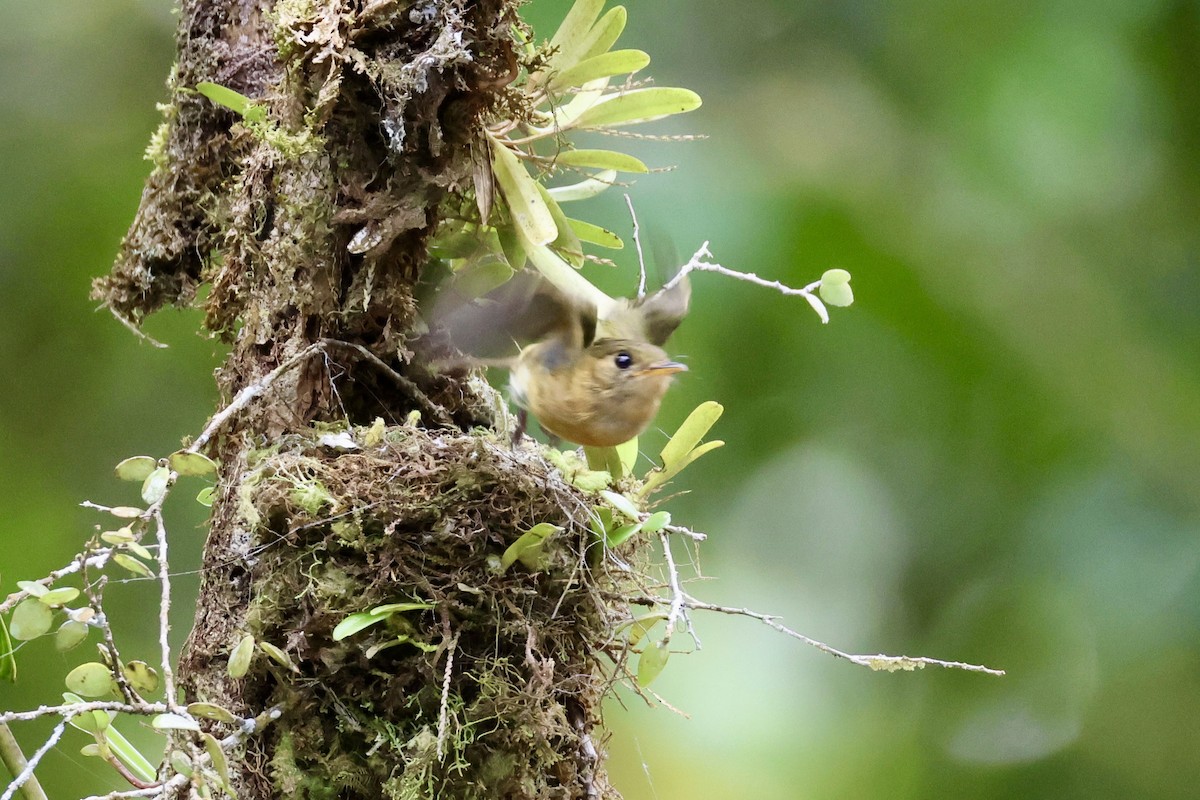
[[658, 533, 693, 647], [0, 718, 67, 800], [0, 701, 168, 725], [624, 194, 647, 298], [152, 506, 179, 710], [105, 308, 167, 349], [318, 339, 452, 427], [662, 242, 831, 323], [685, 597, 1005, 675], [189, 342, 324, 452]]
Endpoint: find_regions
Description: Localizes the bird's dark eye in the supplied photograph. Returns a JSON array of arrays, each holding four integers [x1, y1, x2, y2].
[[614, 351, 634, 369]]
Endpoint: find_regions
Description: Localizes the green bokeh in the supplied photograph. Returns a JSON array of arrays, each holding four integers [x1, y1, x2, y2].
[[3, 1, 1198, 797]]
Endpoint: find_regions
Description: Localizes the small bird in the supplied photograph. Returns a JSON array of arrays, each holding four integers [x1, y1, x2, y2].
[[435, 271, 690, 447]]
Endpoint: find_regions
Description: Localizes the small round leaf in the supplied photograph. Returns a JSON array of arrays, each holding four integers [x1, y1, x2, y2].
[[818, 269, 854, 307], [227, 634, 255, 679], [39, 587, 81, 606], [115, 456, 157, 482], [65, 662, 116, 697], [10, 597, 53, 640], [151, 713, 201, 732], [141, 467, 171, 505], [55, 620, 90, 652], [187, 702, 238, 724], [108, 506, 145, 519], [16, 581, 48, 598], [113, 554, 154, 579], [123, 660, 160, 695], [258, 641, 297, 672], [169, 450, 218, 477]]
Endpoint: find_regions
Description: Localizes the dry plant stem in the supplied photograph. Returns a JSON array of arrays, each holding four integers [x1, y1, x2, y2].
[[0, 549, 113, 615], [81, 574, 139, 705], [190, 340, 451, 456], [0, 722, 48, 800], [152, 506, 180, 710], [624, 193, 647, 298], [0, 701, 169, 725], [189, 343, 325, 452], [657, 532, 693, 647], [436, 633, 460, 762], [664, 241, 827, 315], [684, 596, 1006, 676], [317, 339, 452, 426], [0, 718, 66, 800]]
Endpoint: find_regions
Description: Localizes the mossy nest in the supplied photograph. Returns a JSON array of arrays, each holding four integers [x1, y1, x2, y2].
[[228, 423, 643, 800]]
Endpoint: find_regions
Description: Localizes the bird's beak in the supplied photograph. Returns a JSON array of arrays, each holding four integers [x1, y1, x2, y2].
[[639, 360, 688, 376]]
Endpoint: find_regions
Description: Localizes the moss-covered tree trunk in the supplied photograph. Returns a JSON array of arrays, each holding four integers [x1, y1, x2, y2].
[[94, 1, 626, 797]]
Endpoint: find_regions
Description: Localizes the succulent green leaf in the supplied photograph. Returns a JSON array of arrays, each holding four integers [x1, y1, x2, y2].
[[626, 613, 665, 648], [258, 641, 297, 672], [169, 450, 218, 477], [525, 241, 616, 316], [55, 620, 90, 652], [141, 466, 171, 505], [500, 523, 562, 572], [543, 0, 606, 74], [605, 522, 644, 548], [819, 268, 854, 307], [567, 218, 623, 249], [10, 597, 52, 640], [80, 743, 102, 758], [641, 511, 671, 533], [575, 87, 702, 129], [203, 732, 237, 798], [106, 724, 158, 784], [639, 402, 725, 497], [599, 490, 640, 520], [114, 456, 157, 482], [227, 634, 255, 678], [100, 527, 135, 545], [579, 6, 629, 61], [659, 401, 723, 468], [536, 183, 585, 266], [548, 48, 648, 93], [195, 81, 267, 123], [63, 692, 113, 732], [584, 445, 624, 479], [637, 639, 671, 687], [547, 170, 618, 202], [0, 615, 15, 682], [16, 581, 48, 598], [550, 77, 610, 129], [369, 601, 436, 616], [65, 662, 115, 697], [152, 712, 201, 732], [196, 486, 216, 507], [126, 542, 154, 561], [123, 660, 160, 695], [488, 133, 557, 246], [169, 750, 194, 777], [38, 587, 80, 606], [108, 506, 144, 519], [188, 702, 239, 724], [496, 223, 527, 270], [332, 612, 387, 641], [555, 148, 649, 174], [113, 554, 154, 579]]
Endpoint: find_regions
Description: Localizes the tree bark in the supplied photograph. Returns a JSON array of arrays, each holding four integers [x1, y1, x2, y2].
[[94, 1, 627, 797]]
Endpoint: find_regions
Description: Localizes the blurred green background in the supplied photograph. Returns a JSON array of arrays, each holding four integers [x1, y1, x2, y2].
[[4, 0, 1199, 797]]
